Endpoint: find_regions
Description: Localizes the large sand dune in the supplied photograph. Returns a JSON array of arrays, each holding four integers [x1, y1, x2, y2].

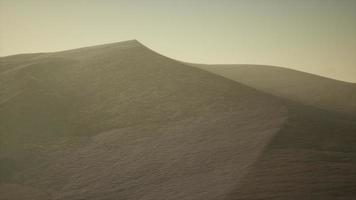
[[194, 64, 356, 199], [194, 64, 356, 116], [0, 41, 355, 199]]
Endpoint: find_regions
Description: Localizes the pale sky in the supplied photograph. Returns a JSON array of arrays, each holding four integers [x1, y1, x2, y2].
[[1, 0, 355, 82]]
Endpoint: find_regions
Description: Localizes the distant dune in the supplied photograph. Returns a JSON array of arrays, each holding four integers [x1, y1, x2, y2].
[[193, 64, 356, 199], [193, 64, 356, 116], [1, 41, 355, 200]]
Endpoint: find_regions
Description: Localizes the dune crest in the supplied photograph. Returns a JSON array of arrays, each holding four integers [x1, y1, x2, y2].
[[1, 41, 287, 200], [1, 41, 355, 200], [194, 64, 356, 116]]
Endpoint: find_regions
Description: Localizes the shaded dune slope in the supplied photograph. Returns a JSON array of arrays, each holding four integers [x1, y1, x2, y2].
[[0, 41, 287, 200], [227, 102, 356, 200], [194, 64, 356, 116], [193, 64, 356, 199]]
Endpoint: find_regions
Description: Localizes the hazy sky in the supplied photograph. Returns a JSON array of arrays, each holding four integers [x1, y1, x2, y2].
[[1, 0, 355, 82]]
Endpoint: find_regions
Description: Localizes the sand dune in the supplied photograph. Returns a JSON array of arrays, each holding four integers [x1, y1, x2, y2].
[[194, 64, 356, 116], [0, 41, 286, 200], [193, 64, 356, 199], [1, 41, 355, 199], [228, 102, 356, 200]]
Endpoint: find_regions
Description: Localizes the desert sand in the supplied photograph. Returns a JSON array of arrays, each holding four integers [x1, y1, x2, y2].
[[1, 40, 355, 200], [194, 64, 356, 116]]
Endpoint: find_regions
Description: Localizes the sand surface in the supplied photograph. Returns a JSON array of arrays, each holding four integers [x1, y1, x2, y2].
[[1, 41, 355, 199]]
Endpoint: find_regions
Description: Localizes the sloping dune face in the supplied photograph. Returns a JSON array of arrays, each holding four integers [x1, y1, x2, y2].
[[227, 103, 356, 200], [194, 64, 356, 200], [195, 64, 356, 116], [0, 41, 287, 200]]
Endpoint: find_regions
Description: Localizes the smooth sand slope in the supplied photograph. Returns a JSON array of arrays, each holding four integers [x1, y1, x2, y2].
[[194, 64, 356, 199], [0, 40, 286, 200], [194, 64, 356, 116], [0, 41, 355, 200]]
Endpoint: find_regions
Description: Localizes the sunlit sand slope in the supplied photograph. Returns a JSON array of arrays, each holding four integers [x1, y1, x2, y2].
[[0, 41, 286, 200]]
